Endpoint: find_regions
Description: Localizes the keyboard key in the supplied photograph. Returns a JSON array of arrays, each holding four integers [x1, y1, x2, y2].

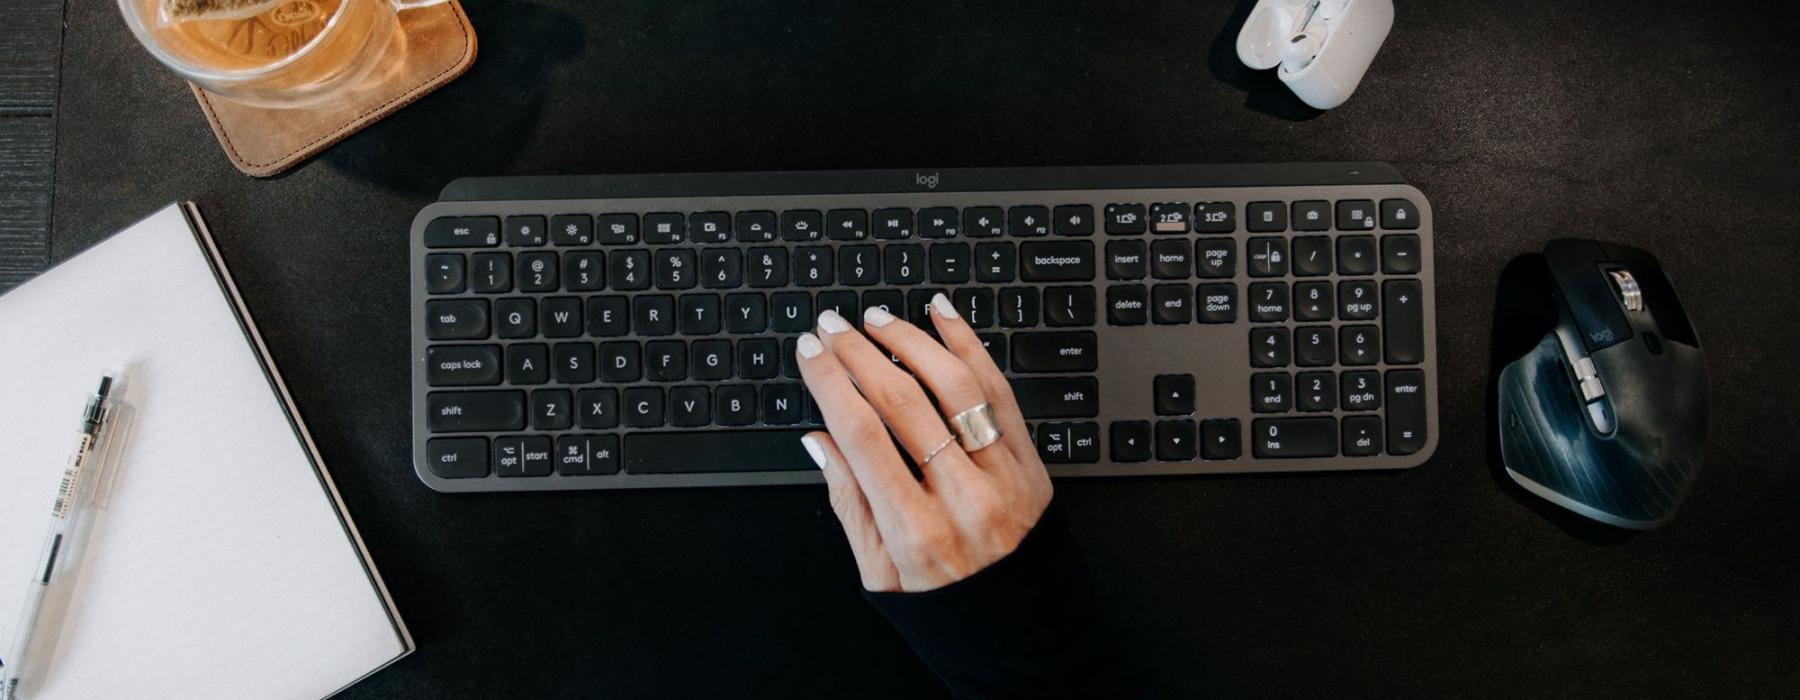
[[1036, 422, 1100, 463], [1340, 325, 1380, 365], [1193, 202, 1236, 233], [864, 289, 904, 319], [1011, 376, 1100, 418], [505, 215, 547, 246], [1053, 205, 1095, 236], [747, 247, 789, 287], [1150, 239, 1191, 279], [1011, 332, 1098, 372], [1291, 201, 1330, 231], [919, 207, 960, 239], [624, 430, 816, 473], [507, 344, 549, 384], [1246, 237, 1288, 277], [655, 249, 697, 290], [1335, 200, 1376, 230], [426, 254, 465, 294], [701, 248, 744, 289], [1152, 284, 1192, 325], [930, 243, 971, 283], [724, 293, 767, 333], [840, 245, 881, 285], [1154, 374, 1195, 415], [1201, 419, 1242, 460], [1293, 282, 1333, 321], [427, 390, 525, 432], [1250, 327, 1290, 367], [558, 435, 621, 476], [975, 242, 1017, 282], [1297, 372, 1337, 412], [495, 298, 536, 339], [1341, 370, 1381, 411], [553, 342, 596, 383], [716, 385, 758, 426], [470, 252, 512, 293], [1008, 205, 1050, 237], [963, 207, 1005, 238], [795, 247, 835, 286], [953, 288, 996, 328], [1248, 282, 1289, 322], [735, 211, 777, 242], [426, 299, 489, 340], [644, 213, 685, 244], [816, 291, 859, 327], [611, 249, 651, 290], [541, 297, 582, 337], [1384, 279, 1425, 364], [497, 436, 554, 477], [1252, 372, 1291, 413], [1295, 326, 1335, 367], [645, 340, 688, 381], [1342, 415, 1383, 456], [1386, 369, 1428, 455], [827, 209, 869, 240], [1380, 199, 1420, 229], [1150, 203, 1189, 233], [883, 244, 927, 284], [679, 294, 722, 335], [998, 287, 1040, 327], [762, 384, 806, 425], [1104, 203, 1147, 234], [1020, 241, 1097, 281], [1195, 238, 1236, 278], [531, 389, 573, 430], [670, 386, 712, 427], [623, 387, 665, 428], [1246, 202, 1286, 232], [1292, 236, 1332, 276], [596, 214, 638, 245], [781, 209, 824, 241], [427, 437, 489, 478], [576, 388, 619, 429], [587, 296, 629, 336], [551, 214, 593, 246], [634, 295, 677, 336], [690, 211, 732, 243], [564, 251, 605, 291], [770, 292, 813, 333], [739, 339, 781, 379], [1197, 283, 1238, 324], [690, 339, 733, 380], [1157, 420, 1198, 461], [1106, 285, 1148, 326], [600, 342, 642, 382], [1106, 240, 1148, 280], [517, 251, 559, 292], [1043, 286, 1097, 326], [427, 345, 502, 387], [1110, 421, 1153, 462], [1339, 280, 1378, 320], [1337, 235, 1378, 275], [1383, 234, 1422, 274], [872, 208, 914, 239], [425, 216, 498, 248], [1251, 417, 1337, 458], [976, 333, 1007, 370]]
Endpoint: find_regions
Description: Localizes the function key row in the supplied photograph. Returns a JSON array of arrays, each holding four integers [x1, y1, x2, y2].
[[422, 199, 1422, 248]]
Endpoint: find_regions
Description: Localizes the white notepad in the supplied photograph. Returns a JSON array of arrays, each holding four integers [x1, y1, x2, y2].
[[0, 204, 411, 699]]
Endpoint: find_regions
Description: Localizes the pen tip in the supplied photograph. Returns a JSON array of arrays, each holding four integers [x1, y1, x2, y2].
[[97, 375, 113, 398]]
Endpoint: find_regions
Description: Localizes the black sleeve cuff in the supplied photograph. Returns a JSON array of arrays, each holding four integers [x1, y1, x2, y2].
[[864, 503, 1113, 700]]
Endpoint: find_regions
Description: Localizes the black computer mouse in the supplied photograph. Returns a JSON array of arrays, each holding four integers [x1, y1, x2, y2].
[[1496, 240, 1708, 529]]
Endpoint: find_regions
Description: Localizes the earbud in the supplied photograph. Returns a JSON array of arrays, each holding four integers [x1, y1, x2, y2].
[[1281, 30, 1327, 72]]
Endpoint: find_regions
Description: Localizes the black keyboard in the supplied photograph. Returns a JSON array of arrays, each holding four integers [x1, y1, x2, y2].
[[410, 164, 1439, 491]]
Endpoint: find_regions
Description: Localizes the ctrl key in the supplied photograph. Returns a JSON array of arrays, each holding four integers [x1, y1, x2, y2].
[[427, 437, 490, 479], [1035, 422, 1101, 463]]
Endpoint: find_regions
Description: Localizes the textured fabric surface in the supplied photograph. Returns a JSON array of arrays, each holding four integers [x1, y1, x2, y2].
[[50, 0, 1800, 697]]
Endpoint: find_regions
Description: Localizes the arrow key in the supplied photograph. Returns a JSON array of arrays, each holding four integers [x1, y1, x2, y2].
[[1156, 420, 1198, 461], [1154, 374, 1196, 415], [1201, 419, 1242, 460], [1110, 421, 1153, 463]]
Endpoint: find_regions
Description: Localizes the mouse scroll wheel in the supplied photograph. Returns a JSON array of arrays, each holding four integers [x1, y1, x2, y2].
[[1609, 269, 1644, 313]]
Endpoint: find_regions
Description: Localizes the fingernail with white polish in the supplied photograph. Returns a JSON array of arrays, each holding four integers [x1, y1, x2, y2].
[[817, 309, 852, 334], [797, 332, 824, 359], [864, 305, 897, 327], [931, 292, 959, 319], [800, 434, 828, 469]]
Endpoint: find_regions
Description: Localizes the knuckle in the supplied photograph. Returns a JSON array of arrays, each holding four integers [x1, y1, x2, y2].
[[867, 380, 925, 414], [839, 416, 892, 454]]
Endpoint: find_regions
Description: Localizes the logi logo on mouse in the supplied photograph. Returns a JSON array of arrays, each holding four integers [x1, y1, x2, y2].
[[915, 172, 941, 189]]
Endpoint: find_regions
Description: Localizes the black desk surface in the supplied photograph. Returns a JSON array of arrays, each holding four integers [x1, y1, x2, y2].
[[49, 0, 1800, 696]]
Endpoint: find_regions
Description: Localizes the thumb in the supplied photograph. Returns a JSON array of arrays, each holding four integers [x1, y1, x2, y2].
[[804, 432, 900, 593]]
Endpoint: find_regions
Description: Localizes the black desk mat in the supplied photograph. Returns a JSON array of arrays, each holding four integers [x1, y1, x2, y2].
[[52, 0, 1800, 696]]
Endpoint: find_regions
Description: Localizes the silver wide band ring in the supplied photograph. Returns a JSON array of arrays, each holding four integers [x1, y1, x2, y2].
[[918, 435, 958, 466], [949, 403, 1004, 452]]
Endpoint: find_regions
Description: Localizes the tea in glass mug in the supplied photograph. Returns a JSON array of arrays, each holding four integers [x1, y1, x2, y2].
[[119, 0, 448, 108]]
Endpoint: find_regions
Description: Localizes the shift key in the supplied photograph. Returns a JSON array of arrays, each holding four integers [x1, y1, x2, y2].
[[428, 391, 526, 432], [1011, 332, 1098, 372], [1011, 377, 1099, 418]]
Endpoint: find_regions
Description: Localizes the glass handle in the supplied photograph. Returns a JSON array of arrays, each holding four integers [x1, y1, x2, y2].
[[391, 0, 450, 10]]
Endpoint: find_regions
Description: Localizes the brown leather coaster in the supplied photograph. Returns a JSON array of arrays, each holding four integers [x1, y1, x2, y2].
[[191, 0, 477, 178]]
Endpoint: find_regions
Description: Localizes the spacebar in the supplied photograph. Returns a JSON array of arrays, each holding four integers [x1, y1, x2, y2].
[[625, 430, 816, 474]]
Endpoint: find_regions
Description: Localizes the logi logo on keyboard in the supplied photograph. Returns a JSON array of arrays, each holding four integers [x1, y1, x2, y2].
[[914, 172, 941, 189]]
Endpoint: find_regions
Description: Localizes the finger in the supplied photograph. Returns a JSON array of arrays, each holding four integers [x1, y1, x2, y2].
[[802, 432, 901, 592], [795, 331, 927, 536], [925, 292, 1038, 469], [814, 310, 982, 491], [861, 302, 1014, 474]]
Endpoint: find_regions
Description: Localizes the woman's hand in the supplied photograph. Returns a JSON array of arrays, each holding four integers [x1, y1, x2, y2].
[[795, 293, 1053, 593]]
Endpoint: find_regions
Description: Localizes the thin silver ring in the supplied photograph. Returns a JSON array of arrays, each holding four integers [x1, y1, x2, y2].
[[949, 403, 1004, 452], [918, 435, 958, 466]]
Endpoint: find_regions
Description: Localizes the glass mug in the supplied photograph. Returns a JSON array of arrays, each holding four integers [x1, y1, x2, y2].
[[118, 0, 448, 108]]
